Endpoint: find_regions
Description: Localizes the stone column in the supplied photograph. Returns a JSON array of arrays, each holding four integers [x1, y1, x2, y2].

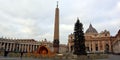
[[36, 45, 38, 49], [21, 44, 23, 52], [31, 45, 33, 52], [9, 43, 12, 51], [29, 45, 31, 52], [12, 43, 15, 51], [89, 42, 91, 52], [68, 43, 71, 52], [108, 40, 111, 52], [3, 42, 7, 51], [33, 45, 35, 52], [0, 42, 1, 48], [27, 44, 28, 52], [92, 41, 95, 52], [103, 41, 105, 52], [25, 44, 26, 52], [19, 44, 21, 52], [23, 44, 25, 52], [90, 41, 95, 52], [27, 44, 29, 52], [31, 45, 32, 52], [98, 41, 100, 52], [6, 43, 9, 51]]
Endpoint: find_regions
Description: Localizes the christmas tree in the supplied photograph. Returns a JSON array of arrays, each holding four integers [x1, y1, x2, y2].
[[73, 18, 87, 55]]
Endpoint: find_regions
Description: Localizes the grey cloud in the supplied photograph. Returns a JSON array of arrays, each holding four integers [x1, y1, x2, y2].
[[0, 0, 119, 44]]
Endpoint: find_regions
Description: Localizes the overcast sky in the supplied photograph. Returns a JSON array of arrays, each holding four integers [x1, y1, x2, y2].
[[0, 0, 120, 44]]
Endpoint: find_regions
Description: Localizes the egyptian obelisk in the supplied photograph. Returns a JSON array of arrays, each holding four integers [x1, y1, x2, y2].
[[53, 1, 59, 53]]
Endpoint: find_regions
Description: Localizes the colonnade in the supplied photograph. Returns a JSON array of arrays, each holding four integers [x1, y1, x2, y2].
[[0, 40, 40, 53]]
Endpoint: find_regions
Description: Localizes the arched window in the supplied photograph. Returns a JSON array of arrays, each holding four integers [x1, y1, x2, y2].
[[95, 44, 98, 51], [105, 34, 107, 36]]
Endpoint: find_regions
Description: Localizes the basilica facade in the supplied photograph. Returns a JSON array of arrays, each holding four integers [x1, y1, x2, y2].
[[112, 30, 120, 54], [68, 24, 120, 54]]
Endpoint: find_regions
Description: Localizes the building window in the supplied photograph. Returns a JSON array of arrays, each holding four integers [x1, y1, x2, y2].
[[71, 46, 73, 52], [105, 44, 109, 53], [2, 42, 4, 46], [105, 34, 107, 36], [91, 48, 92, 51], [86, 47, 89, 51], [95, 44, 98, 51], [71, 37, 72, 39], [91, 44, 92, 51]]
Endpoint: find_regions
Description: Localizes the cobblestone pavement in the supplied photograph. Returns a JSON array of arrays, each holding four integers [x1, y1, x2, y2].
[[0, 55, 120, 60], [88, 58, 108, 60], [0, 57, 53, 60], [109, 55, 120, 60], [96, 55, 120, 60]]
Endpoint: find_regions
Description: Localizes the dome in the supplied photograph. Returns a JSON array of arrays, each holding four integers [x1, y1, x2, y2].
[[85, 24, 98, 34]]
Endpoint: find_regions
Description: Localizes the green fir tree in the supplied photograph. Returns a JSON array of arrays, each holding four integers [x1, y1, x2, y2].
[[73, 18, 87, 55]]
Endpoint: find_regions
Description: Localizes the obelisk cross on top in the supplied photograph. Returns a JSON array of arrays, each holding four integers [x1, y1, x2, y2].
[[53, 1, 60, 53]]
